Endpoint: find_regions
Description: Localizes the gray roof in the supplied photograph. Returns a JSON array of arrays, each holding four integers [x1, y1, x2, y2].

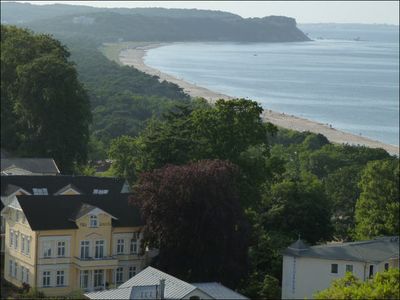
[[282, 236, 399, 263], [85, 287, 132, 299], [192, 282, 248, 299], [119, 266, 195, 299], [1, 158, 60, 174], [85, 266, 248, 299]]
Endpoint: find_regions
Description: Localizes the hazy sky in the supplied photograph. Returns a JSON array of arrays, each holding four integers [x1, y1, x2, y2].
[[17, 1, 399, 24]]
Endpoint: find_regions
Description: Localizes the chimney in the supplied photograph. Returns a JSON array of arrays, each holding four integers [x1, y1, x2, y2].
[[159, 279, 165, 300]]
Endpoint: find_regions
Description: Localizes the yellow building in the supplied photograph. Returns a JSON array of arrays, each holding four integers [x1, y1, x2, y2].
[[2, 192, 151, 297]]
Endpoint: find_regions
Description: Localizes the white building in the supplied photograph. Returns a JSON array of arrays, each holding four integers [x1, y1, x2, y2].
[[85, 266, 248, 299], [281, 236, 399, 299]]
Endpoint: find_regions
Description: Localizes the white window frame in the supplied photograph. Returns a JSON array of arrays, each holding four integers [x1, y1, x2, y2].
[[346, 264, 353, 273], [116, 267, 124, 284], [331, 263, 338, 274], [80, 241, 90, 259], [95, 240, 105, 258], [130, 239, 138, 254], [21, 266, 26, 282], [43, 241, 52, 258], [13, 261, 18, 278], [9, 260, 13, 277], [21, 235, 25, 254], [117, 239, 125, 254], [80, 270, 89, 289], [26, 238, 31, 256], [33, 188, 48, 195], [94, 270, 104, 288], [9, 230, 14, 247], [42, 271, 51, 287], [93, 189, 109, 195], [128, 266, 136, 278], [56, 270, 65, 287], [14, 231, 19, 250], [57, 241, 66, 257], [90, 215, 98, 228]]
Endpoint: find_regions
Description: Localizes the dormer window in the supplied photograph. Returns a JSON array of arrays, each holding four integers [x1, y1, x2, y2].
[[33, 188, 48, 195], [93, 189, 109, 195], [90, 215, 98, 228]]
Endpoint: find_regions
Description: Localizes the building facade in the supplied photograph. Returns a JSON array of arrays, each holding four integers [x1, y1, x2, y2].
[[1, 176, 151, 297], [281, 237, 400, 299]]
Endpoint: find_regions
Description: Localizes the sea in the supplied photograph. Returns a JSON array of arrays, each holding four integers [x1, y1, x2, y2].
[[144, 24, 400, 146]]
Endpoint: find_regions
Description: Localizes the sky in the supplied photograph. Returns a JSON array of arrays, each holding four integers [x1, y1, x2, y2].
[[16, 1, 400, 24]]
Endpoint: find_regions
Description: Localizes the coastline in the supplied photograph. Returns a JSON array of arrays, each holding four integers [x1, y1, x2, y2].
[[118, 43, 399, 156]]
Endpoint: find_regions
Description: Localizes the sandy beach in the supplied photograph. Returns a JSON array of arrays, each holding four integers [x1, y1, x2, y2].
[[119, 44, 399, 156]]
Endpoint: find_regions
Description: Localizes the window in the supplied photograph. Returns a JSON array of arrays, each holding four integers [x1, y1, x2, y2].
[[22, 214, 26, 224], [369, 265, 374, 278], [9, 230, 14, 247], [26, 238, 31, 255], [21, 235, 25, 253], [57, 241, 66, 257], [43, 241, 52, 258], [13, 262, 18, 278], [94, 270, 104, 288], [130, 239, 138, 254], [25, 268, 29, 283], [16, 211, 20, 222], [331, 264, 338, 274], [384, 263, 389, 271], [14, 232, 19, 250], [90, 215, 98, 228], [95, 240, 104, 258], [42, 271, 51, 287], [117, 239, 125, 254], [21, 266, 26, 282], [80, 241, 90, 259], [80, 270, 89, 289], [128, 266, 136, 278], [56, 270, 65, 286], [9, 260, 13, 277], [33, 188, 48, 195], [93, 189, 109, 195], [346, 264, 353, 273], [116, 267, 124, 284]]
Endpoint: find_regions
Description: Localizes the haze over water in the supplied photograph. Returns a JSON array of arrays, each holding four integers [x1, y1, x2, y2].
[[145, 25, 399, 146]]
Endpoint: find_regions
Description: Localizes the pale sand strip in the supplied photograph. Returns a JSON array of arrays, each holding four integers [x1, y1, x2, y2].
[[118, 44, 399, 156]]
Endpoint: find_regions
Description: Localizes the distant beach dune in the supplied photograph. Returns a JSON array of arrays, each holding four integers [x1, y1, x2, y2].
[[118, 44, 399, 156]]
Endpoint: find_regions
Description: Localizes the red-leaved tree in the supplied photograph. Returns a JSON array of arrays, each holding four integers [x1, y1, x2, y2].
[[130, 159, 250, 288]]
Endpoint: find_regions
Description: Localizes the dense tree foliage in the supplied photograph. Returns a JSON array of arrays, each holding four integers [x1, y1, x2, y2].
[[108, 98, 397, 296], [1, 25, 91, 173], [131, 160, 250, 288], [355, 159, 399, 239], [64, 37, 190, 159], [314, 269, 400, 299]]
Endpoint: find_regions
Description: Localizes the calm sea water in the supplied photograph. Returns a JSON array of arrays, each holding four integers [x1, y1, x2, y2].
[[145, 25, 399, 146]]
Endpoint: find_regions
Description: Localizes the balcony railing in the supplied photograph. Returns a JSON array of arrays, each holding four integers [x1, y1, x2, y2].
[[73, 256, 118, 268]]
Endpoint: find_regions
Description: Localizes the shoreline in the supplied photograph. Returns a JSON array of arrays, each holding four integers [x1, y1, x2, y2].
[[118, 43, 399, 156]]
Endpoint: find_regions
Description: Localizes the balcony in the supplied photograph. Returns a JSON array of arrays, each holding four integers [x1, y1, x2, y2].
[[73, 256, 119, 269]]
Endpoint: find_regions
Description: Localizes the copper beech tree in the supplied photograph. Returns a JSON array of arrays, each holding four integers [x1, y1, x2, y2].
[[130, 159, 250, 288]]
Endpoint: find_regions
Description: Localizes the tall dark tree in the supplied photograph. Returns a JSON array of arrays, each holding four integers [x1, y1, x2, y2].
[[1, 25, 91, 173], [355, 159, 399, 239], [131, 160, 250, 288]]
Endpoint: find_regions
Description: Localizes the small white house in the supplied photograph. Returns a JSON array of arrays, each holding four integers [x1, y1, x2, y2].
[[281, 236, 399, 299], [85, 266, 248, 299]]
